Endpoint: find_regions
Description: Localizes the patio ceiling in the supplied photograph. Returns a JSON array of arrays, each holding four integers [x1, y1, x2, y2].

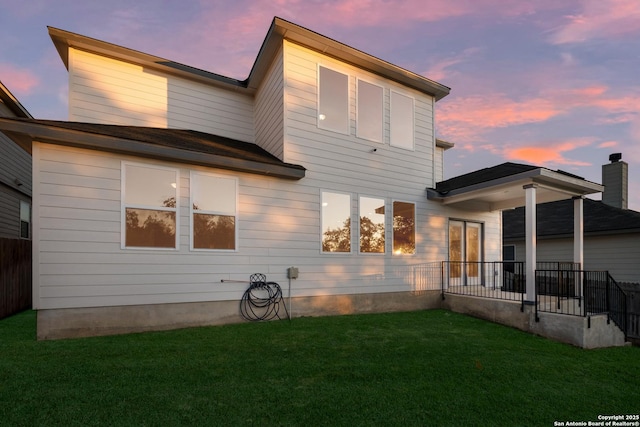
[[427, 165, 604, 211]]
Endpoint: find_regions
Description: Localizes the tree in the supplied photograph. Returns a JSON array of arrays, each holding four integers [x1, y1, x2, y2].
[[322, 218, 351, 252], [359, 216, 385, 253]]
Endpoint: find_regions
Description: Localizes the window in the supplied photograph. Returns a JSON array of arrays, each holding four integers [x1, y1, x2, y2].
[[321, 191, 351, 253], [122, 162, 178, 249], [392, 201, 415, 254], [356, 79, 383, 142], [191, 172, 237, 250], [390, 91, 414, 150], [19, 201, 30, 239], [318, 66, 349, 134], [359, 196, 385, 253]]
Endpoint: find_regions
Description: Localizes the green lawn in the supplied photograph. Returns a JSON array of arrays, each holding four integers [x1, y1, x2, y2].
[[1, 309, 638, 426]]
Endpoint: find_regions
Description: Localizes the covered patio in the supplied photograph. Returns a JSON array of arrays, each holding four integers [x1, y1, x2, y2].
[[427, 162, 604, 304]]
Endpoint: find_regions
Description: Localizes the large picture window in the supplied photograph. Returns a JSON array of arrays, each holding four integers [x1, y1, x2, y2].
[[318, 65, 349, 134], [321, 191, 351, 253], [392, 201, 415, 255], [390, 91, 415, 150], [359, 196, 385, 253], [191, 172, 237, 250], [356, 79, 383, 142], [122, 162, 178, 249]]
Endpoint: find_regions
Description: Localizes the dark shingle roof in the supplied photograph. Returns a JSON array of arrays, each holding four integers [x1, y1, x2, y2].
[[503, 198, 640, 239], [435, 162, 539, 193], [0, 118, 305, 179]]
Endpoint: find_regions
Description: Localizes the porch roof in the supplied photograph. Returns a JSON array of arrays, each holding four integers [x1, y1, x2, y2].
[[427, 162, 603, 211]]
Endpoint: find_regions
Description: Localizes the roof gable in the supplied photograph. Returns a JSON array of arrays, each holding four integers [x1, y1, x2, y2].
[[48, 17, 450, 100]]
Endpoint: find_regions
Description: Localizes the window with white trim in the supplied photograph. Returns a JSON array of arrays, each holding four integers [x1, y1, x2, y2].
[[190, 172, 237, 250], [122, 162, 178, 249], [359, 196, 385, 253], [392, 201, 415, 255], [318, 65, 349, 134], [321, 191, 351, 253], [390, 91, 415, 150], [356, 79, 383, 142]]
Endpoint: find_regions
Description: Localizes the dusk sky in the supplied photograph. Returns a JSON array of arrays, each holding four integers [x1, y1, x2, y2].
[[1, 0, 638, 210]]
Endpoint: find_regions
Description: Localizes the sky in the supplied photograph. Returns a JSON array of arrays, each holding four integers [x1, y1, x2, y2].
[[1, 0, 639, 210]]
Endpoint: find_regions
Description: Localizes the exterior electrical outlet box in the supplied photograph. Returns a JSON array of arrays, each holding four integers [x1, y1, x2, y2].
[[287, 267, 299, 279]]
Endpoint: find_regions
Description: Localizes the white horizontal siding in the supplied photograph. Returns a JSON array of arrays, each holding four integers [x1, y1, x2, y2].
[[35, 141, 500, 311], [254, 46, 284, 159], [68, 48, 254, 142]]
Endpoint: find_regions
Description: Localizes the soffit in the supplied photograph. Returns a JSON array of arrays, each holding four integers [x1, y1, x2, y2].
[[428, 168, 603, 211]]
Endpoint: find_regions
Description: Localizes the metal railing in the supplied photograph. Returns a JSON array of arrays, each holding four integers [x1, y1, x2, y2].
[[535, 269, 628, 337], [441, 261, 525, 305]]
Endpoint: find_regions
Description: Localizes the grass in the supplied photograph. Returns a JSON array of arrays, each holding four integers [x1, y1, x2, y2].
[[1, 310, 638, 426]]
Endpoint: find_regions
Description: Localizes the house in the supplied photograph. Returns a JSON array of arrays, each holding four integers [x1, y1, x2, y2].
[[503, 154, 640, 284], [0, 82, 32, 240], [0, 18, 606, 341]]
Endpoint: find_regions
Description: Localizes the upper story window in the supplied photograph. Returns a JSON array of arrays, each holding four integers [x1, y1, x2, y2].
[[390, 91, 415, 151], [19, 201, 30, 240], [191, 172, 237, 251], [356, 79, 383, 143], [392, 201, 415, 255], [318, 65, 349, 134], [359, 196, 385, 253], [321, 191, 351, 253], [122, 162, 178, 249]]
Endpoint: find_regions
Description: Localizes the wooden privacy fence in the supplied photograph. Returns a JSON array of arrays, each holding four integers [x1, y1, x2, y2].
[[0, 238, 32, 319]]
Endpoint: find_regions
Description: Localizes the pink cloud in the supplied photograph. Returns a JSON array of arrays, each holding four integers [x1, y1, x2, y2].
[[0, 64, 39, 95], [598, 141, 619, 148], [437, 94, 562, 143], [504, 138, 594, 166], [423, 47, 482, 82], [549, 0, 640, 44]]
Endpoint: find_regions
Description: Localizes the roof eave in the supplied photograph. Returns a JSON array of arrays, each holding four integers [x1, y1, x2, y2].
[[0, 81, 33, 118], [48, 27, 248, 92], [247, 17, 450, 100], [0, 118, 305, 180]]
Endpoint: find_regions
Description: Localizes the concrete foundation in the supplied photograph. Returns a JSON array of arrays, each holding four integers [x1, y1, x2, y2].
[[37, 291, 443, 340], [37, 290, 627, 348], [442, 293, 627, 348]]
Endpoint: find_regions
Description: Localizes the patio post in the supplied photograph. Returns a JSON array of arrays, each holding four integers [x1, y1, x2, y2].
[[573, 196, 584, 299], [524, 184, 537, 303]]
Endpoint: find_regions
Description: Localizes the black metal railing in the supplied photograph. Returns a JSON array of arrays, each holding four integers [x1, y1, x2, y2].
[[441, 261, 525, 305], [535, 269, 628, 337]]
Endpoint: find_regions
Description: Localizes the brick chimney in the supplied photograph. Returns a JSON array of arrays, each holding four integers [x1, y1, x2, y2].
[[602, 153, 628, 209]]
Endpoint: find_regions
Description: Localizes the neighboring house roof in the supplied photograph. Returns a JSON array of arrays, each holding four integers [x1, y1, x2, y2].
[[503, 198, 640, 240], [0, 118, 306, 180], [48, 17, 451, 101], [427, 162, 603, 211], [0, 81, 33, 119]]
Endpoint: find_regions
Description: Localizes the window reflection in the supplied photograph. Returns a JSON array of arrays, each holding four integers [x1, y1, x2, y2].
[[191, 172, 237, 250], [318, 66, 349, 134], [357, 80, 383, 142], [390, 91, 414, 150], [322, 192, 351, 253], [123, 163, 178, 249], [125, 208, 176, 248], [360, 196, 385, 253], [392, 201, 415, 254]]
